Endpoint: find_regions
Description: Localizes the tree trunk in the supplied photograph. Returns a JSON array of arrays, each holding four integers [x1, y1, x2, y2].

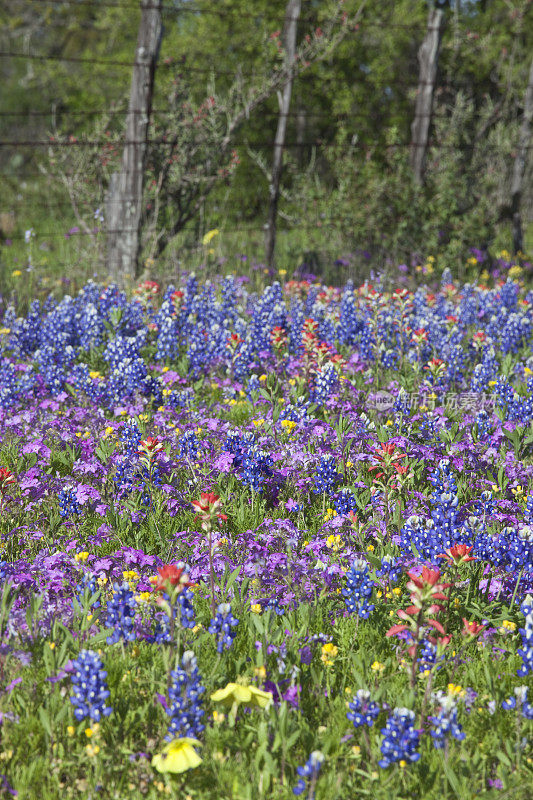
[[511, 57, 533, 256], [410, 8, 444, 184], [106, 0, 162, 286], [264, 0, 301, 272]]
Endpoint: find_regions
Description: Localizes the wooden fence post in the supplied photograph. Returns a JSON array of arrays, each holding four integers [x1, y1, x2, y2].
[[410, 8, 444, 184], [264, 0, 301, 272], [106, 0, 162, 286], [511, 57, 533, 256]]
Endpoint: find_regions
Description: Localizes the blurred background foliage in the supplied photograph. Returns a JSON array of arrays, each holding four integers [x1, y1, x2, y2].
[[0, 0, 532, 288]]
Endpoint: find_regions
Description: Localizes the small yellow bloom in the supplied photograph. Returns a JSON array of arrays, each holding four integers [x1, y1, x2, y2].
[[86, 744, 100, 757], [278, 269, 287, 276], [259, 374, 267, 382], [320, 642, 338, 666], [253, 419, 265, 427], [501, 620, 516, 633], [11, 270, 22, 278], [366, 544, 375, 552], [371, 661, 385, 675], [97, 575, 107, 587], [48, 642, 56, 650], [202, 228, 219, 246], [392, 587, 401, 596], [210, 682, 273, 710], [74, 552, 89, 563], [288, 378, 296, 385], [399, 760, 407, 769], [281, 419, 297, 433], [447, 683, 465, 698], [254, 666, 266, 680], [525, 367, 533, 376], [251, 603, 262, 614], [346, 460, 353, 468], [135, 592, 151, 603], [352, 745, 361, 756], [212, 710, 225, 724], [326, 534, 342, 552], [0, 328, 10, 335], [67, 725, 75, 737], [89, 371, 101, 379]]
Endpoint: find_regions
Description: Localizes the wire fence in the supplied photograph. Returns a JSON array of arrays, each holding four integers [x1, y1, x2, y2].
[[1, 0, 531, 272]]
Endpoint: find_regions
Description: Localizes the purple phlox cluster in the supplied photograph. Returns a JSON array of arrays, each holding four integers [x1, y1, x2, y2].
[[428, 692, 465, 748], [343, 558, 375, 618], [502, 686, 533, 719], [378, 707, 421, 768], [165, 650, 205, 741], [517, 596, 532, 677], [293, 750, 324, 797], [208, 603, 239, 653], [70, 649, 112, 722], [347, 689, 380, 728], [106, 582, 137, 645]]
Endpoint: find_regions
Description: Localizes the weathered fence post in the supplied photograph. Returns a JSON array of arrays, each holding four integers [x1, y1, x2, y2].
[[106, 0, 162, 286], [264, 0, 301, 271], [511, 57, 533, 256], [410, 8, 444, 184]]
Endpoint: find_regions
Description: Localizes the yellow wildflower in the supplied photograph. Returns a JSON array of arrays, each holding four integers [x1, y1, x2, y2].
[[152, 738, 202, 774], [202, 229, 219, 246], [321, 643, 338, 666], [371, 661, 385, 675], [210, 682, 273, 710]]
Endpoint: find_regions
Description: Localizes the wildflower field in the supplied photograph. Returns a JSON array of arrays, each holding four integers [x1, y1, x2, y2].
[[0, 263, 532, 799]]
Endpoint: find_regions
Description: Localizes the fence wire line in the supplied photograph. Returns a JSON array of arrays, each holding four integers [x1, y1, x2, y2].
[[16, 0, 427, 30], [0, 136, 529, 150], [0, 49, 487, 83]]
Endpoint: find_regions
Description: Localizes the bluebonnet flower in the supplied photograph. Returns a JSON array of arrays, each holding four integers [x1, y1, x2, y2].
[[429, 694, 465, 749], [333, 488, 358, 516], [106, 582, 137, 645], [310, 362, 339, 406], [73, 574, 101, 612], [418, 638, 438, 673], [343, 558, 375, 618], [517, 597, 533, 677], [378, 708, 420, 768], [293, 751, 324, 798], [208, 603, 239, 653], [165, 650, 205, 741], [58, 488, 81, 518], [178, 430, 200, 460], [239, 447, 272, 493], [176, 587, 197, 630], [376, 555, 402, 585], [502, 686, 533, 719], [70, 650, 112, 722], [312, 455, 339, 495], [347, 690, 380, 728]]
